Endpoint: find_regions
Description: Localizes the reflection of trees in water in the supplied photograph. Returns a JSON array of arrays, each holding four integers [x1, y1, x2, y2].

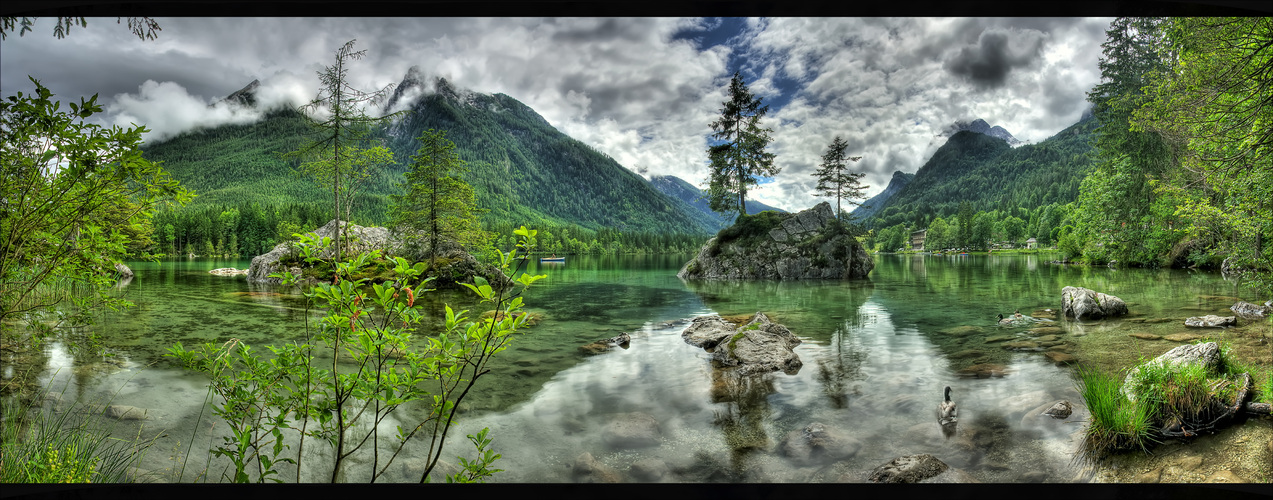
[[708, 366, 775, 477], [526, 282, 700, 324], [814, 322, 869, 409]]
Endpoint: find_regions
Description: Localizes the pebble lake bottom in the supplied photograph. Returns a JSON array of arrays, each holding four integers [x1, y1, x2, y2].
[[9, 252, 1270, 483]]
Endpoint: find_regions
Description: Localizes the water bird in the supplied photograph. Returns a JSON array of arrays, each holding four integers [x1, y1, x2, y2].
[[938, 386, 958, 425], [997, 310, 1026, 326]]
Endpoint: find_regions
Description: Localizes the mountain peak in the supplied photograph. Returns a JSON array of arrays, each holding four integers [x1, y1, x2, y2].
[[943, 118, 1021, 146], [852, 170, 914, 220], [212, 79, 259, 108]]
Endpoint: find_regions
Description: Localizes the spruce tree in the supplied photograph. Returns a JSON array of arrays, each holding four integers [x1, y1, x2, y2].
[[811, 135, 865, 220], [706, 72, 779, 219], [390, 129, 485, 265]]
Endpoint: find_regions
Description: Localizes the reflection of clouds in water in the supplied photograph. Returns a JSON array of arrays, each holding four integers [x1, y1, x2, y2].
[[54, 254, 1155, 482], [448, 294, 1085, 482]]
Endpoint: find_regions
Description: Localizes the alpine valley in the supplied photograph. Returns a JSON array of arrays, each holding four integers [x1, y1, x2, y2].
[[142, 69, 788, 257]]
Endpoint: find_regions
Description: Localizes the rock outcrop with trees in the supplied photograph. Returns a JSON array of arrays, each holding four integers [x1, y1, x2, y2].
[[678, 202, 873, 280]]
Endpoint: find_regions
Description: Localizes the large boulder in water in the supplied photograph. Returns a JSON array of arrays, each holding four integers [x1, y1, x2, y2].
[[1184, 315, 1237, 328], [681, 312, 802, 375], [1060, 286, 1128, 320], [677, 202, 873, 280], [1230, 301, 1270, 319], [247, 219, 507, 289]]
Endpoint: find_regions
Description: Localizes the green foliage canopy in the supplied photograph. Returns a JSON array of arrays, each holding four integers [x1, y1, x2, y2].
[[1, 78, 192, 327], [391, 129, 488, 255]]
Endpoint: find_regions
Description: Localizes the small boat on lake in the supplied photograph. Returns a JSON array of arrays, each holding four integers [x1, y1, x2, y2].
[[540, 256, 565, 263]]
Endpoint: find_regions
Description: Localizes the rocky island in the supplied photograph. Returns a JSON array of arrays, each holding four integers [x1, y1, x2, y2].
[[677, 202, 873, 280], [247, 219, 507, 289]]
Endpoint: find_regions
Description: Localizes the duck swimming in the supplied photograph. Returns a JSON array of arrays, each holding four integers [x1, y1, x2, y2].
[[997, 310, 1028, 326], [938, 386, 958, 425]]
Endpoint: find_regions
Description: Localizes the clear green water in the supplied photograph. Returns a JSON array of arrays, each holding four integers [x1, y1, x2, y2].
[[16, 253, 1270, 482]]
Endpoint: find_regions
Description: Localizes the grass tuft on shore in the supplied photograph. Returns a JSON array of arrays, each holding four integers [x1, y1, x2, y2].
[[1074, 364, 1157, 455], [1074, 340, 1273, 458]]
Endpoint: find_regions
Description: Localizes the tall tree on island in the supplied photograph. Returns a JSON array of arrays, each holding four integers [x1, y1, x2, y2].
[[390, 129, 486, 266], [287, 39, 400, 262], [811, 135, 865, 221], [706, 72, 779, 219]]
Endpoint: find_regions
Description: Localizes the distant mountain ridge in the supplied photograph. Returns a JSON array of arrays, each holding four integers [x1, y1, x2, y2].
[[851, 170, 914, 221], [145, 71, 722, 236], [864, 114, 1097, 228], [648, 175, 785, 230]]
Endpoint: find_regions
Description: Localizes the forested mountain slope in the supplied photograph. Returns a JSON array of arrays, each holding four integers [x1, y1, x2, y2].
[[866, 115, 1097, 228], [142, 73, 719, 237], [380, 75, 715, 235]]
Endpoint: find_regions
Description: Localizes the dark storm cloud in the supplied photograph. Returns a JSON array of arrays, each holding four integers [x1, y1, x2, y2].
[[942, 28, 1047, 89], [549, 18, 659, 44]]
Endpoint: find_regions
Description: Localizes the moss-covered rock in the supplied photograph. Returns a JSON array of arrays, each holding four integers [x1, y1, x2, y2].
[[677, 202, 873, 280]]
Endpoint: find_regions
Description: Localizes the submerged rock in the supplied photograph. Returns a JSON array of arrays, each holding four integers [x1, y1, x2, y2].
[[209, 268, 248, 276], [104, 405, 148, 420], [957, 363, 1009, 378], [868, 454, 949, 483], [778, 422, 863, 466], [1061, 286, 1128, 320], [629, 458, 671, 482], [601, 412, 662, 449], [1044, 351, 1078, 366], [677, 202, 873, 280], [1184, 315, 1236, 328], [572, 452, 622, 483]]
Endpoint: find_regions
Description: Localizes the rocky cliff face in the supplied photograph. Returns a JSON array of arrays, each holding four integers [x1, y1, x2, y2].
[[677, 202, 874, 280]]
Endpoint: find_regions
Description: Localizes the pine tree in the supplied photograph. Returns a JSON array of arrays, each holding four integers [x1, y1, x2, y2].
[[706, 72, 779, 219], [811, 135, 865, 220], [390, 129, 485, 264]]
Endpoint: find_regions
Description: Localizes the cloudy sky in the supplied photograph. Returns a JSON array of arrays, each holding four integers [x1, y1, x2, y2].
[[1, 17, 1113, 212]]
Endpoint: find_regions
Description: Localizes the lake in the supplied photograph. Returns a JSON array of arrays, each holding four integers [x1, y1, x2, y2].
[[10, 253, 1271, 483]]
